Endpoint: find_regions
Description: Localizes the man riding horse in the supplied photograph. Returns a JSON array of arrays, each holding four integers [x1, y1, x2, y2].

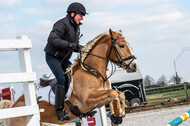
[[44, 2, 88, 121], [6, 29, 137, 126]]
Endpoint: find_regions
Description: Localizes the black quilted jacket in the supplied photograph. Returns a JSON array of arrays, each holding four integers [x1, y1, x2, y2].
[[44, 14, 81, 59]]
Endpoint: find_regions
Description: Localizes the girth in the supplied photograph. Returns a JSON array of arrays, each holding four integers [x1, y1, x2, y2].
[[65, 100, 97, 119]]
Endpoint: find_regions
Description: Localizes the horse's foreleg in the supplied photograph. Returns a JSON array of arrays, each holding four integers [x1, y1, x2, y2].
[[117, 91, 126, 117], [109, 91, 125, 117], [108, 91, 125, 126], [112, 99, 122, 117], [85, 89, 122, 115]]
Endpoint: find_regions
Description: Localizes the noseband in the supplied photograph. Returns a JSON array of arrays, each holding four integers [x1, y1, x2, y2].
[[107, 37, 136, 68]]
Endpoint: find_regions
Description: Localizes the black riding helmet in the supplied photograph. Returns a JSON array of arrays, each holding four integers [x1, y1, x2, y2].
[[67, 2, 88, 16]]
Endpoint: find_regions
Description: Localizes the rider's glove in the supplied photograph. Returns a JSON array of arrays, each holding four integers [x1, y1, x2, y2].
[[68, 43, 82, 53]]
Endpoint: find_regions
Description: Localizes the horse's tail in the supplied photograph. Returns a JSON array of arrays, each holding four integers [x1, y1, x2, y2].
[[0, 100, 14, 109]]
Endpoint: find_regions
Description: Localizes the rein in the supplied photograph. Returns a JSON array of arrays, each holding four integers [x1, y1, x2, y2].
[[78, 36, 136, 88]]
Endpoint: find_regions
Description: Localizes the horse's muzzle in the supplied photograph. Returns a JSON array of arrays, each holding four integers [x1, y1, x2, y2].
[[123, 60, 137, 72]]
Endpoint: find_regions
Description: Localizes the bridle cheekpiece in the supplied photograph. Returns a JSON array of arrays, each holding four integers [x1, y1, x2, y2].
[[107, 36, 136, 68]]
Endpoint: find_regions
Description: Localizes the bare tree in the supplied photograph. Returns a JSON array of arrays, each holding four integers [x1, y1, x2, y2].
[[169, 75, 183, 84], [157, 75, 168, 86], [143, 75, 155, 87]]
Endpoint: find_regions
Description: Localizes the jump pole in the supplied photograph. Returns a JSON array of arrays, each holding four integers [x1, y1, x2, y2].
[[166, 110, 190, 126]]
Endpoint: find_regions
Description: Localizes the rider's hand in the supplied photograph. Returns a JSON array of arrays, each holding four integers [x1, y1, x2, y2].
[[68, 43, 82, 52]]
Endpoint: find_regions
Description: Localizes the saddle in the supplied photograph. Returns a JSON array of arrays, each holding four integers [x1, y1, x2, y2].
[[39, 72, 71, 93], [39, 73, 97, 118]]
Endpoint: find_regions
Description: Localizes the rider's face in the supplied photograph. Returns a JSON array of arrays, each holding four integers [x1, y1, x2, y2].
[[71, 13, 84, 24], [74, 13, 84, 24]]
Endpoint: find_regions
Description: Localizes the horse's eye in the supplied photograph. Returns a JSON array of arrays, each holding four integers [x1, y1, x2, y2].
[[119, 44, 125, 48]]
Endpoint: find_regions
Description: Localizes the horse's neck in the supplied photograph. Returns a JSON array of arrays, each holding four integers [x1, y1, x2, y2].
[[84, 42, 109, 78]]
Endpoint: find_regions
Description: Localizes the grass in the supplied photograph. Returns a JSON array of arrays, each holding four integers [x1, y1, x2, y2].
[[146, 89, 190, 106]]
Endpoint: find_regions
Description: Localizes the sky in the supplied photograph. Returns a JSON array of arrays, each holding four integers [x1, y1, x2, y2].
[[0, 0, 190, 94]]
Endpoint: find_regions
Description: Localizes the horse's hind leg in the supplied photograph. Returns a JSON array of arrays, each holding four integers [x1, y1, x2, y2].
[[6, 116, 27, 126], [6, 101, 27, 126]]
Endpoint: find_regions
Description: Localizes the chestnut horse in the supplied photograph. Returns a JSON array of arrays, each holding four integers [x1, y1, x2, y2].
[[6, 29, 137, 126]]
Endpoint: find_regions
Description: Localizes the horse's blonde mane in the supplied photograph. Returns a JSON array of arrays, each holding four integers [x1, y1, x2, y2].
[[66, 32, 109, 72], [66, 30, 132, 72]]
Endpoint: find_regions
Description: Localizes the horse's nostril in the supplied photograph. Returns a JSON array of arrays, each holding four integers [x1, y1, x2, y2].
[[134, 64, 136, 69], [124, 63, 126, 67], [131, 63, 136, 71]]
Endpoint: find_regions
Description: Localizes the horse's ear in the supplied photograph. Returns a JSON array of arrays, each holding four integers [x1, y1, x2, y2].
[[109, 29, 114, 38], [119, 30, 122, 33]]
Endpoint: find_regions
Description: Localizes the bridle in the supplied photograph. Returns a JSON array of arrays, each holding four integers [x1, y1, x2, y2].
[[107, 37, 136, 69], [78, 36, 136, 88]]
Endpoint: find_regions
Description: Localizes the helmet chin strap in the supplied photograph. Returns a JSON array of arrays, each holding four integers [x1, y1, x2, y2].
[[72, 13, 77, 24], [73, 13, 77, 18]]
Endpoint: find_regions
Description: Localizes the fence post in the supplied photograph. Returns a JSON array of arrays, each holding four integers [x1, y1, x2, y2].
[[17, 35, 40, 125], [0, 35, 40, 126], [184, 82, 188, 98], [10, 84, 15, 102]]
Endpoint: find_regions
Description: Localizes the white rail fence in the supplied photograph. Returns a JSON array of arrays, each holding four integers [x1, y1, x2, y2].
[[0, 35, 40, 126]]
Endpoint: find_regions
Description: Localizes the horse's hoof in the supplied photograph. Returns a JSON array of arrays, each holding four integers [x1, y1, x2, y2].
[[110, 114, 123, 124]]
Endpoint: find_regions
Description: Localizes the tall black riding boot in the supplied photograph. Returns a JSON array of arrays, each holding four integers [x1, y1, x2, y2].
[[55, 85, 70, 121]]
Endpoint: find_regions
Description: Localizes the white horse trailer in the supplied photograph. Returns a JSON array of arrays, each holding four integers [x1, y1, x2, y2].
[[110, 69, 147, 107]]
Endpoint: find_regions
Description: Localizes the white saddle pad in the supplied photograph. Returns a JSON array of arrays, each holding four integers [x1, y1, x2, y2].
[[36, 79, 73, 105]]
